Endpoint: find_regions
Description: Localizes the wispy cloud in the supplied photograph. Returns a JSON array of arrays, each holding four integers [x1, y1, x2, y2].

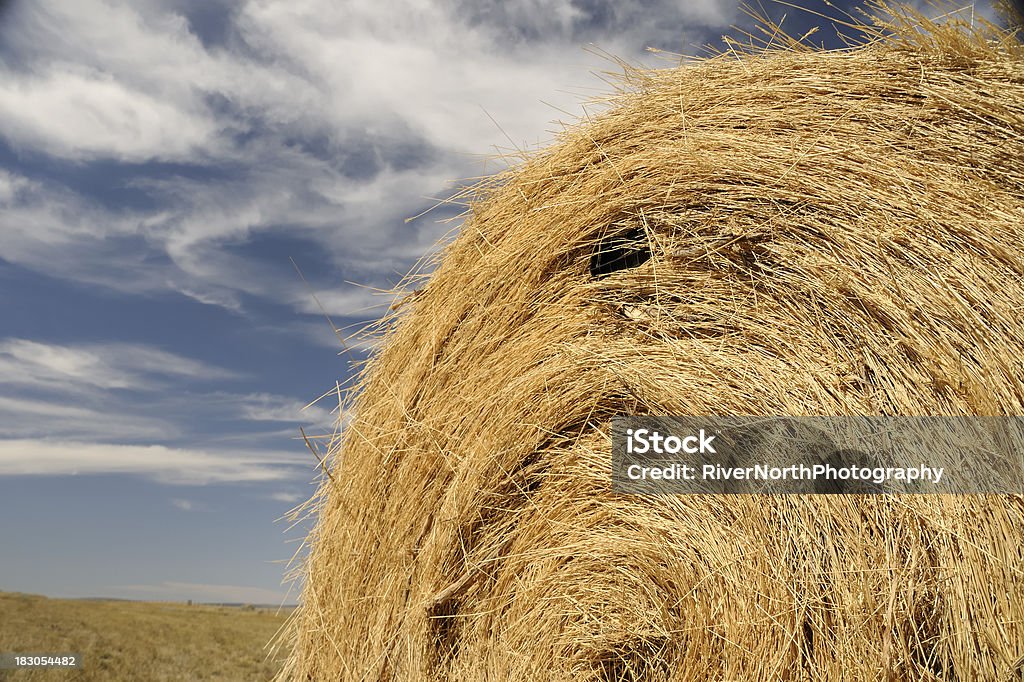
[[0, 439, 311, 485], [170, 497, 199, 511], [0, 0, 736, 320], [0, 395, 173, 441], [0, 338, 323, 483], [0, 65, 219, 162], [291, 287, 397, 319], [0, 336, 335, 482], [0, 338, 236, 392], [231, 392, 335, 427], [0, 169, 33, 202]]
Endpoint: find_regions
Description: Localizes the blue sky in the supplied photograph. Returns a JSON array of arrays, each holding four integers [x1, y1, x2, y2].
[[0, 0, 1010, 605]]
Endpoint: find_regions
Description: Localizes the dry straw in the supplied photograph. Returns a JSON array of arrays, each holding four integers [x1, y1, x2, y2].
[[273, 2, 1024, 679]]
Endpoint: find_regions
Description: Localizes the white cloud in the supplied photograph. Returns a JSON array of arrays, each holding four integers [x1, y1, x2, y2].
[[0, 170, 33, 203], [0, 395, 173, 441], [0, 338, 237, 392], [0, 170, 138, 244], [270, 491, 303, 503], [171, 497, 196, 511], [235, 0, 602, 155], [0, 65, 218, 162], [0, 1, 318, 163], [176, 285, 244, 312], [231, 392, 336, 428], [0, 336, 340, 471], [291, 286, 397, 318], [0, 439, 312, 485]]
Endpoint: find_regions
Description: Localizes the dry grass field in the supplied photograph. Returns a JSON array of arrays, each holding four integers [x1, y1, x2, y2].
[[0, 592, 290, 681]]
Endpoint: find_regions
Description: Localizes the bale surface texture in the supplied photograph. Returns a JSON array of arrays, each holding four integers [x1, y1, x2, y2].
[[277, 10, 1024, 681]]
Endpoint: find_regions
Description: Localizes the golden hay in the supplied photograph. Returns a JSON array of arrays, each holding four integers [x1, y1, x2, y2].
[[275, 4, 1024, 680]]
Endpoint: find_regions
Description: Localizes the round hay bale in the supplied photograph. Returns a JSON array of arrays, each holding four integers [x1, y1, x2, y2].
[[275, 6, 1024, 681]]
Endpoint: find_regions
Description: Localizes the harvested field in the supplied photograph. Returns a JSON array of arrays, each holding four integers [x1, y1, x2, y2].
[[0, 591, 290, 681], [275, 3, 1024, 680]]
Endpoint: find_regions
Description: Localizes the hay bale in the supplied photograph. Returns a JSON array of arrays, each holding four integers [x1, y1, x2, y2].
[[275, 5, 1024, 680]]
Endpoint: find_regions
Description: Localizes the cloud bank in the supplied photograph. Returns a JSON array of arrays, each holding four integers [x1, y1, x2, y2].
[[0, 338, 335, 483]]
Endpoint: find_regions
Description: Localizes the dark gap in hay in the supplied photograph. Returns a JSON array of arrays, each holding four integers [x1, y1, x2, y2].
[[904, 584, 953, 680], [909, 616, 952, 680], [801, 620, 815, 669], [428, 448, 557, 674], [456, 449, 548, 555], [445, 415, 610, 573], [835, 284, 904, 335], [591, 636, 671, 682], [506, 448, 546, 494], [590, 226, 652, 278], [417, 308, 473, 387], [428, 599, 463, 673], [796, 562, 841, 667]]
